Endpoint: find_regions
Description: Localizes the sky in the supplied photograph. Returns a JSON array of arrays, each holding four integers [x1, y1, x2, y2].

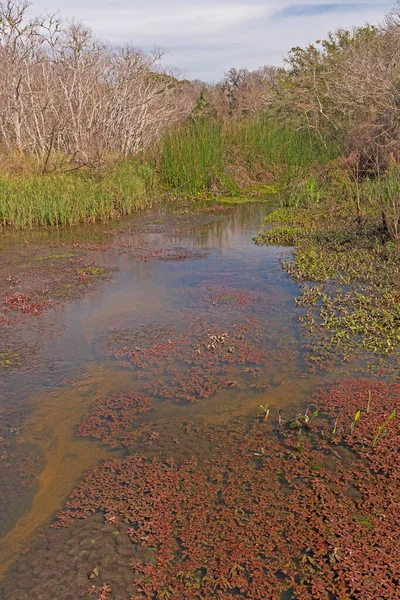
[[29, 0, 394, 81]]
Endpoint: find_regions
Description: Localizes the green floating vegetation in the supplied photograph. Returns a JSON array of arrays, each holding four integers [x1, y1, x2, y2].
[[77, 267, 106, 277], [35, 253, 76, 261], [199, 184, 281, 205], [210, 196, 268, 205], [354, 514, 374, 531], [0, 350, 22, 369], [256, 191, 400, 369]]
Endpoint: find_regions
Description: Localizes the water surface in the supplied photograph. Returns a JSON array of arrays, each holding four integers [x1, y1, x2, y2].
[[0, 199, 339, 576]]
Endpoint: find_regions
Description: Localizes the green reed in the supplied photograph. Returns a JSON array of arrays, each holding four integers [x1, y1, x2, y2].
[[157, 117, 339, 196], [0, 161, 155, 229]]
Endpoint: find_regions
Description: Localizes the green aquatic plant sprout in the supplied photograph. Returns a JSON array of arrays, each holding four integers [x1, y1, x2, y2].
[[350, 410, 361, 435], [295, 409, 319, 428], [371, 409, 397, 449], [296, 431, 302, 452], [258, 404, 270, 422], [331, 416, 339, 440]]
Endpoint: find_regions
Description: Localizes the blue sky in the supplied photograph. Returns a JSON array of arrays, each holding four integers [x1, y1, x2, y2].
[[30, 0, 393, 81]]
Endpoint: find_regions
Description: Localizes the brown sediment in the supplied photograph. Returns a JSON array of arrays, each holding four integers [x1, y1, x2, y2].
[[0, 364, 137, 577]]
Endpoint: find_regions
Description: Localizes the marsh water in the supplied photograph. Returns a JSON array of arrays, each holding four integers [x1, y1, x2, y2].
[[0, 198, 344, 587]]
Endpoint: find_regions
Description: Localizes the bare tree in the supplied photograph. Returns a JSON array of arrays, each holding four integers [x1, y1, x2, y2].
[[0, 1, 196, 169]]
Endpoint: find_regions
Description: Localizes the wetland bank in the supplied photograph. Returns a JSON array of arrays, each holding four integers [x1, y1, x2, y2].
[[1, 1, 400, 598]]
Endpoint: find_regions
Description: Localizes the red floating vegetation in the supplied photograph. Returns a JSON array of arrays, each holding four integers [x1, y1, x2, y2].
[[88, 583, 112, 599], [142, 368, 224, 403], [71, 240, 208, 262], [1, 292, 51, 317], [196, 283, 269, 310], [55, 379, 400, 599], [106, 317, 271, 403], [78, 391, 152, 449]]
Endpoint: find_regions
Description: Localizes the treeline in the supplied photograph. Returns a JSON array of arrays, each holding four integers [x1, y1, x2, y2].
[[270, 11, 400, 175], [0, 0, 196, 169], [271, 6, 400, 250], [4, 0, 400, 174], [0, 0, 279, 173], [202, 6, 400, 174], [3, 0, 400, 165]]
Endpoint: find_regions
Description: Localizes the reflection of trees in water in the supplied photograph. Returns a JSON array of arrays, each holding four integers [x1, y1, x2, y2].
[[178, 201, 278, 250]]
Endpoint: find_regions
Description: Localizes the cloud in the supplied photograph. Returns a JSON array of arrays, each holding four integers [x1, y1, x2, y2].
[[30, 0, 393, 81], [273, 3, 365, 19], [83, 3, 269, 40]]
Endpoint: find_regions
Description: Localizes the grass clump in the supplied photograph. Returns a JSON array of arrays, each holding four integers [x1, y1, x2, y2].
[[158, 120, 232, 195], [0, 162, 156, 230]]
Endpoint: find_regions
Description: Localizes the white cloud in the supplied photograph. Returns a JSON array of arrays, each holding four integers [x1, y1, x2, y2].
[[89, 3, 269, 39], [29, 0, 393, 80]]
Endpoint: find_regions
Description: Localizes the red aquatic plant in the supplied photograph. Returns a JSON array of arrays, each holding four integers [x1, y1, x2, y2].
[[315, 378, 400, 475], [54, 384, 400, 599], [105, 315, 272, 404], [88, 583, 112, 599], [78, 391, 152, 448], [2, 292, 51, 316]]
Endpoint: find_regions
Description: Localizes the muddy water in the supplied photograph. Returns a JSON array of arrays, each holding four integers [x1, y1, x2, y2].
[[0, 199, 338, 579]]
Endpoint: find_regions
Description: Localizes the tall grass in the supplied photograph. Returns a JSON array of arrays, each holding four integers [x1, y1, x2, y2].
[[158, 120, 233, 195], [0, 162, 156, 229], [230, 118, 337, 176], [0, 117, 340, 229], [158, 117, 339, 195]]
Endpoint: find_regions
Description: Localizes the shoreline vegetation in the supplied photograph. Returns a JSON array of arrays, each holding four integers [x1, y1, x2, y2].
[[2, 2, 399, 247], [0, 118, 335, 229], [255, 196, 400, 374]]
